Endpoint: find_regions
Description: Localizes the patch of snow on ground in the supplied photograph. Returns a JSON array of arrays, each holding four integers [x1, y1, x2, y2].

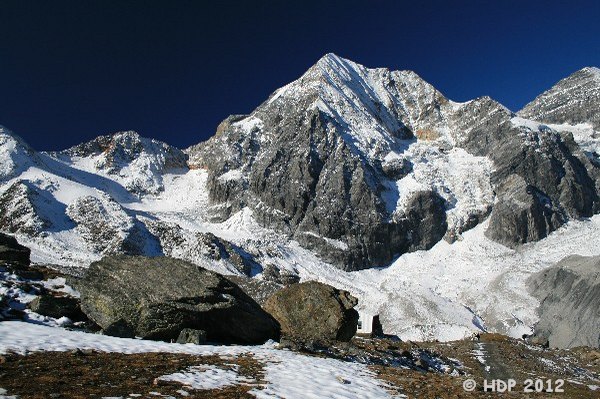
[[159, 365, 247, 390], [0, 322, 396, 399]]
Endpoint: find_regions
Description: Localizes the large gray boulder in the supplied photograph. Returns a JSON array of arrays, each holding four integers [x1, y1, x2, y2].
[[76, 255, 280, 344], [529, 255, 600, 348], [263, 281, 359, 344], [0, 232, 30, 265]]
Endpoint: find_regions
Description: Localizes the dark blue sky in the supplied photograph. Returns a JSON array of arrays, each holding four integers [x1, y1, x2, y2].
[[1, 1, 599, 151]]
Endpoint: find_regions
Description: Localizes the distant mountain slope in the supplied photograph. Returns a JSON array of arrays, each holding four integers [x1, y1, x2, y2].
[[55, 131, 189, 196]]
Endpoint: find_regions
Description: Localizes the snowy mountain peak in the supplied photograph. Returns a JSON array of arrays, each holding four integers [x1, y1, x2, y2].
[[257, 54, 454, 161], [58, 131, 188, 195]]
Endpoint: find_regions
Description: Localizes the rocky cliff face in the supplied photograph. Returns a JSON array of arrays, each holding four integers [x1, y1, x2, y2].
[[529, 255, 600, 349], [519, 67, 600, 129], [187, 54, 600, 269]]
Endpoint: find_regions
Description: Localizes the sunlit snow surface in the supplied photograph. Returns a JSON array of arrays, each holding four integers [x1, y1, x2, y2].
[[0, 322, 398, 399]]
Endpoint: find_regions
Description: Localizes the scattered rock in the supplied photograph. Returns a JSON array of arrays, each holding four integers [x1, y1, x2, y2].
[[76, 255, 280, 344], [226, 275, 282, 306], [526, 334, 550, 348], [197, 232, 256, 276], [176, 328, 207, 345], [261, 264, 300, 286], [264, 281, 359, 344]]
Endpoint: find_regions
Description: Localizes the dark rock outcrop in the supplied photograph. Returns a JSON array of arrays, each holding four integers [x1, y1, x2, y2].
[[76, 255, 279, 344], [453, 97, 599, 246], [261, 264, 301, 286], [197, 232, 256, 276], [0, 182, 53, 237], [263, 281, 359, 344], [529, 255, 600, 348], [0, 232, 31, 265], [485, 174, 564, 246], [66, 195, 161, 256], [28, 294, 86, 321]]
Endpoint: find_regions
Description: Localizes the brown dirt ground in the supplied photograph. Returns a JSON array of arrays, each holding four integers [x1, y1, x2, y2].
[[0, 334, 598, 398], [0, 351, 265, 399], [374, 333, 600, 398]]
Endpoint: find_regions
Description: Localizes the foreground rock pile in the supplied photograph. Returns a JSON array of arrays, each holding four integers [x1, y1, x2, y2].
[[74, 255, 280, 344]]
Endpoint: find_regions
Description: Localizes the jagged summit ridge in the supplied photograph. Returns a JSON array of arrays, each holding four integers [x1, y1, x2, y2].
[[258, 53, 456, 160]]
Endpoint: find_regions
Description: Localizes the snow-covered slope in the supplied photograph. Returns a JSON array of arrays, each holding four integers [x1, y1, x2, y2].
[[1, 56, 600, 342], [55, 130, 189, 196]]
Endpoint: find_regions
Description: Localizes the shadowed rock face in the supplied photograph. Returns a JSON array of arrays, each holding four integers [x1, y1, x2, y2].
[[0, 232, 30, 265], [529, 255, 600, 349], [76, 255, 280, 344], [263, 281, 359, 344]]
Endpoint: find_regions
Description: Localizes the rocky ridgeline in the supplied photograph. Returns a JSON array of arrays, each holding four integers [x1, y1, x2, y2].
[[57, 130, 189, 196], [519, 67, 600, 130]]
